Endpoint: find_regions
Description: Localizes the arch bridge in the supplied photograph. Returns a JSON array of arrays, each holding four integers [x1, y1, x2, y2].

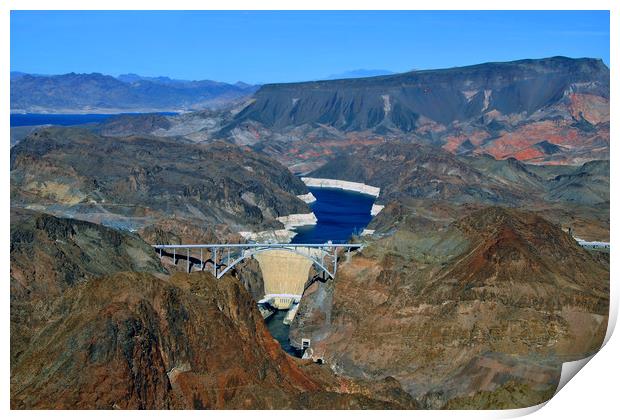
[[153, 242, 362, 309], [152, 242, 363, 279]]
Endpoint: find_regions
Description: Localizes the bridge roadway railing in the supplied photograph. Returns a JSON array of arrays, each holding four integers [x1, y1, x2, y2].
[[151, 243, 363, 279]]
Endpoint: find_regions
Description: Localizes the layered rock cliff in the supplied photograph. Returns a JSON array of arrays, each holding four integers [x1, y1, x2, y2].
[[223, 56, 608, 167], [51, 57, 609, 172], [234, 57, 608, 131]]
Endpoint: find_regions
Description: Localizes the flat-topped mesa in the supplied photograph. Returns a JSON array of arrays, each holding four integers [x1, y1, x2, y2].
[[235, 57, 609, 132], [301, 177, 381, 197]]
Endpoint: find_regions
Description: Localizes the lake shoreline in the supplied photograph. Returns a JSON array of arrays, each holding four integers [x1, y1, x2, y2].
[[301, 177, 381, 198]]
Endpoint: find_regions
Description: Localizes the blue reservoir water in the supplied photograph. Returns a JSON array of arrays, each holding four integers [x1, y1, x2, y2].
[[10, 112, 177, 127], [291, 187, 375, 244]]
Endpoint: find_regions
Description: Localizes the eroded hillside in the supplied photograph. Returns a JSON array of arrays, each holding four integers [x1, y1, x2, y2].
[[10, 210, 417, 409], [290, 207, 609, 408], [10, 127, 310, 236]]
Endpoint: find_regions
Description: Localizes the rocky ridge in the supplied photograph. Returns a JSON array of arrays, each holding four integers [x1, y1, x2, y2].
[[10, 126, 312, 237], [290, 207, 609, 408], [10, 209, 417, 409]]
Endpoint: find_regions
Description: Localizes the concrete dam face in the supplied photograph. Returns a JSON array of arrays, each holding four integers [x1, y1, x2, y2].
[[253, 249, 316, 309]]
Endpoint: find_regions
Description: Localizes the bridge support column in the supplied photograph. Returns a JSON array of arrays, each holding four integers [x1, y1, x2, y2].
[[212, 248, 217, 277], [346, 247, 351, 263], [333, 247, 338, 276], [187, 249, 190, 273], [200, 249, 203, 271], [173, 248, 176, 265]]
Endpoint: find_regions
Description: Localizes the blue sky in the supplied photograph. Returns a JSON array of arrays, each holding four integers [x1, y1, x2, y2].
[[11, 10, 609, 84]]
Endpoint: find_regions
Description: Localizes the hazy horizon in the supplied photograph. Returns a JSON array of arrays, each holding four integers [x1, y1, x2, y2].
[[10, 55, 610, 86], [11, 10, 609, 84]]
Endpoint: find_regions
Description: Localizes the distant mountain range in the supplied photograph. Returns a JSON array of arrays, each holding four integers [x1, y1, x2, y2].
[[10, 57, 610, 167], [10, 71, 259, 113], [9, 69, 397, 113], [115, 73, 253, 89]]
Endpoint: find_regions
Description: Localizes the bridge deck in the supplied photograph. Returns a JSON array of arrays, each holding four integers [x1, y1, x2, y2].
[[152, 243, 363, 249], [152, 242, 364, 279]]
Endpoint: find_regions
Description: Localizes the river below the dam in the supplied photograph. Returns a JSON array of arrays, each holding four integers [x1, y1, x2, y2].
[[265, 186, 376, 357], [264, 310, 305, 358]]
